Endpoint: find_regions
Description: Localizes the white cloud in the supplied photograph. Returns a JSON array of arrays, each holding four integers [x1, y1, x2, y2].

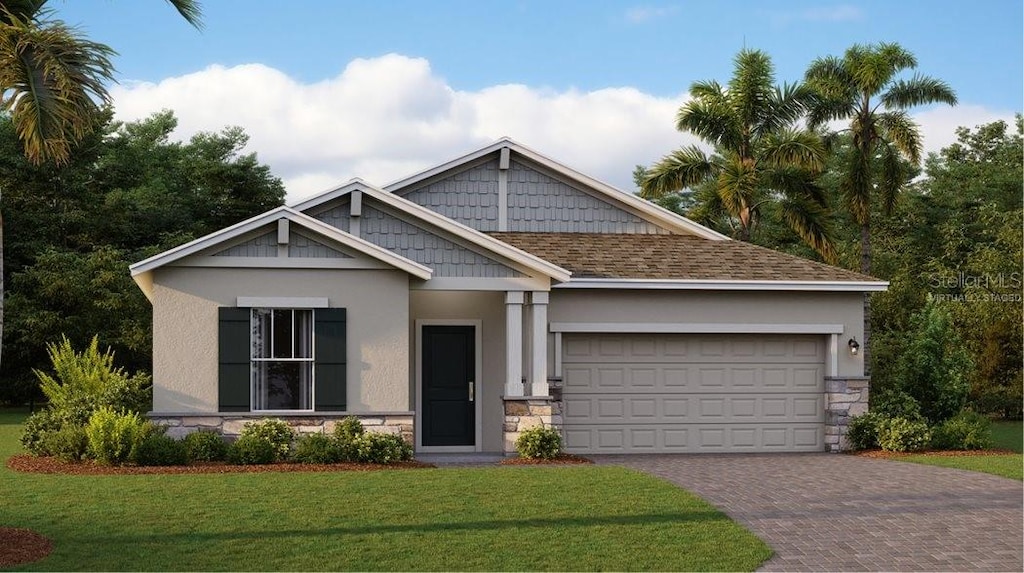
[[109, 54, 1014, 204], [766, 4, 864, 26], [110, 54, 692, 202], [624, 5, 679, 24]]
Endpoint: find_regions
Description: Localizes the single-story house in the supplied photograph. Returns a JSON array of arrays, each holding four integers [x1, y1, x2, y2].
[[130, 138, 886, 454]]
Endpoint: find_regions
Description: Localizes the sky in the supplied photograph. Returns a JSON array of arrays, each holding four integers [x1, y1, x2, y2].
[[55, 0, 1024, 202]]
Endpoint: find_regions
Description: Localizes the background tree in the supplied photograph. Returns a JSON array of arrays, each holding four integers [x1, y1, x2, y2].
[[803, 42, 957, 366], [641, 49, 835, 261], [0, 0, 202, 375]]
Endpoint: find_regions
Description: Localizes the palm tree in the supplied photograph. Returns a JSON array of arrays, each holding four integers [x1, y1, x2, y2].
[[0, 0, 202, 375], [641, 49, 836, 262], [804, 42, 957, 368]]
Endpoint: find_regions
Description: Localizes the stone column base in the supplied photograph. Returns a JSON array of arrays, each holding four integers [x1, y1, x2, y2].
[[502, 397, 562, 455], [825, 376, 870, 452]]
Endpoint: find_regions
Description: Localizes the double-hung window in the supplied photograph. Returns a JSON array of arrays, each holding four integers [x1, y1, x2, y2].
[[251, 309, 314, 411]]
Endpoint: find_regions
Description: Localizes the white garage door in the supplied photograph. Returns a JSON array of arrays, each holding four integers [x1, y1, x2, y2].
[[561, 333, 826, 453]]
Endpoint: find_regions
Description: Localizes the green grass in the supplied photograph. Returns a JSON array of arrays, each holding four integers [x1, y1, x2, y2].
[[901, 419, 1024, 481], [991, 419, 1023, 453], [0, 409, 771, 571]]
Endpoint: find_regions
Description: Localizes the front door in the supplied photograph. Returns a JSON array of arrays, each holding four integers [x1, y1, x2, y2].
[[422, 325, 476, 447]]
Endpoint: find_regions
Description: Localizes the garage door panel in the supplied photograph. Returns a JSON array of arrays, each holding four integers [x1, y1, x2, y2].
[[562, 423, 825, 453], [563, 394, 823, 424], [561, 333, 826, 453]]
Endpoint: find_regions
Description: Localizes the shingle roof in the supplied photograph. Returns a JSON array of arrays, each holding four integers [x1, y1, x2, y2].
[[488, 232, 879, 283]]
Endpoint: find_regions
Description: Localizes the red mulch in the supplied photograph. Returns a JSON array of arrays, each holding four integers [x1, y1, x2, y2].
[[6, 454, 433, 475], [500, 453, 593, 465], [0, 528, 52, 568], [851, 449, 1018, 459]]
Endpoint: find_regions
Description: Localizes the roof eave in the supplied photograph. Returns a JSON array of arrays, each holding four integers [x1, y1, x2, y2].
[[556, 278, 890, 292]]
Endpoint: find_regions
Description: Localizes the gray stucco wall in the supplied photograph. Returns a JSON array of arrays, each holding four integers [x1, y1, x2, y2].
[[410, 290, 506, 452], [150, 267, 410, 414], [547, 290, 866, 377]]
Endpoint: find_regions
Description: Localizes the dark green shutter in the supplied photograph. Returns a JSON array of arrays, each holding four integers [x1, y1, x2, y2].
[[315, 308, 347, 411], [218, 307, 251, 412]]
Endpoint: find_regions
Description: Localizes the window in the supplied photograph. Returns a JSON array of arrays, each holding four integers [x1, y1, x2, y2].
[[251, 308, 314, 411], [219, 306, 345, 413]]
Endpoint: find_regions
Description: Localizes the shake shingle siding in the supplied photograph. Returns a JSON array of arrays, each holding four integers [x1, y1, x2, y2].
[[400, 159, 500, 231], [362, 206, 522, 278], [507, 161, 667, 234], [214, 231, 277, 257], [289, 232, 350, 258]]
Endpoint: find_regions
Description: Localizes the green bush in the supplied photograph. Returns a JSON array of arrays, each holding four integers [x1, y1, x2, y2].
[[353, 432, 412, 464], [135, 433, 188, 466], [515, 426, 562, 459], [20, 409, 63, 455], [40, 425, 89, 462], [332, 417, 365, 461], [931, 411, 993, 450], [85, 406, 149, 465], [872, 389, 924, 421], [183, 430, 228, 462], [292, 433, 341, 464], [846, 412, 884, 451], [226, 435, 277, 465], [877, 417, 932, 452], [239, 418, 294, 461]]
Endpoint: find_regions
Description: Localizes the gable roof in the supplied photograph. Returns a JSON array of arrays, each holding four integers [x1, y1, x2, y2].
[[295, 138, 729, 240], [488, 232, 888, 292], [129, 206, 433, 300], [291, 180, 572, 282]]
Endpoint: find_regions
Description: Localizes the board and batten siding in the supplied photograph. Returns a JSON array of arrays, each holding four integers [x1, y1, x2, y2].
[[507, 160, 668, 234], [360, 205, 523, 278], [400, 159, 500, 231]]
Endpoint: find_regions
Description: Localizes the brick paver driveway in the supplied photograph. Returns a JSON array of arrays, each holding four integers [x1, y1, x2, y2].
[[594, 454, 1023, 571]]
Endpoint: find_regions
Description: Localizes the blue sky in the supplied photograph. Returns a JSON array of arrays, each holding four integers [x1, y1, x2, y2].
[[56, 1, 1023, 200]]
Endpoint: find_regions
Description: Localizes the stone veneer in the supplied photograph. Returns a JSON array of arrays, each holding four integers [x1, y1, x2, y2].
[[502, 397, 562, 454], [825, 376, 870, 452], [149, 414, 414, 444]]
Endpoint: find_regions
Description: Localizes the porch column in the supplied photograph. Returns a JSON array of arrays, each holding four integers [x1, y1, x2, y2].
[[529, 291, 549, 396], [505, 291, 524, 396]]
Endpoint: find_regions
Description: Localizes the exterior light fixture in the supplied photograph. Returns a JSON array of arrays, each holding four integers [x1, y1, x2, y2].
[[848, 337, 860, 356]]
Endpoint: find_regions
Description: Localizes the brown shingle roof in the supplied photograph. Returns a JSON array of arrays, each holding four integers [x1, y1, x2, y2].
[[488, 232, 878, 283]]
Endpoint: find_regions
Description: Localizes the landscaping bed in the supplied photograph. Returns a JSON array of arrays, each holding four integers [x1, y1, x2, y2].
[[851, 448, 1018, 459], [0, 527, 52, 568], [7, 454, 431, 475], [500, 453, 592, 465]]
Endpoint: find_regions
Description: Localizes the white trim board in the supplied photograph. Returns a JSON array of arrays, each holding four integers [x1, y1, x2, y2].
[[414, 319, 484, 453], [556, 278, 889, 292], [549, 322, 846, 334], [236, 297, 329, 308]]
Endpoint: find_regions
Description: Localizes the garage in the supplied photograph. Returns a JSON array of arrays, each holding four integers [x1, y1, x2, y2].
[[560, 333, 826, 453]]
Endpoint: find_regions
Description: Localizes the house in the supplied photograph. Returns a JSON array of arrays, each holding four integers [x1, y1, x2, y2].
[[129, 138, 886, 454]]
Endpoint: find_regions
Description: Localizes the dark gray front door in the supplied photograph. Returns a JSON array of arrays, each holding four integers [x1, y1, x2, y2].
[[422, 325, 475, 447]]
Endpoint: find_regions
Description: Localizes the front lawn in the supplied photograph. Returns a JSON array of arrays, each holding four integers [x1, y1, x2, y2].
[[0, 410, 771, 571], [901, 420, 1023, 481], [991, 419, 1023, 452]]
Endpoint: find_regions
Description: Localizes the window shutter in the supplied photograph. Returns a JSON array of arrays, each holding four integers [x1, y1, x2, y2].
[[218, 307, 251, 412], [315, 308, 347, 411]]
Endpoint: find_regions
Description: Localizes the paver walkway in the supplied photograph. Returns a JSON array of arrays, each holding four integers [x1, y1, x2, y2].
[[594, 453, 1023, 572]]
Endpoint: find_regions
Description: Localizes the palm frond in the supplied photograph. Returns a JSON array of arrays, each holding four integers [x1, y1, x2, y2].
[[839, 147, 873, 225], [881, 75, 957, 109], [716, 157, 760, 230], [759, 128, 826, 172], [0, 1, 48, 24], [676, 97, 739, 149], [778, 192, 838, 263], [877, 110, 923, 164], [729, 49, 776, 133], [0, 13, 115, 164], [762, 166, 829, 208], [639, 145, 715, 199], [878, 143, 908, 216], [165, 0, 203, 29]]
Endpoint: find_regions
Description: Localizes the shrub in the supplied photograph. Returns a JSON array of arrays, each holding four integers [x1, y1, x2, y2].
[[891, 298, 972, 424], [515, 426, 562, 459], [135, 433, 188, 466], [20, 409, 63, 456], [872, 389, 924, 421], [877, 417, 932, 452], [183, 430, 228, 462], [353, 432, 412, 464], [239, 418, 294, 461], [846, 412, 884, 451], [40, 425, 89, 462], [85, 407, 148, 465], [292, 433, 341, 464], [931, 411, 993, 450], [227, 435, 277, 465], [332, 417, 365, 462]]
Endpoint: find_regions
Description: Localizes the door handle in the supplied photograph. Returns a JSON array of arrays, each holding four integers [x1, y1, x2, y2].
[[468, 381, 475, 402]]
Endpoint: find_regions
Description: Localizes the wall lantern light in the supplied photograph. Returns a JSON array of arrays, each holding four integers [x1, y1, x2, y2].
[[848, 337, 860, 356]]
